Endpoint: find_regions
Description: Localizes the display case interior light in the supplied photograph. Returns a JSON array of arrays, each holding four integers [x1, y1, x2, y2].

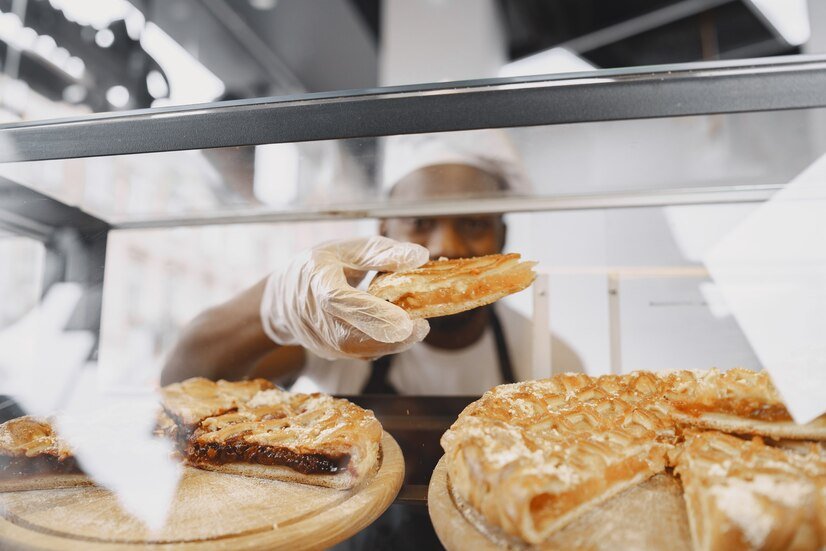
[[47, 0, 133, 30], [94, 28, 115, 48], [249, 0, 279, 10], [498, 47, 596, 78], [745, 0, 811, 46], [43, 0, 224, 106], [106, 85, 130, 108]]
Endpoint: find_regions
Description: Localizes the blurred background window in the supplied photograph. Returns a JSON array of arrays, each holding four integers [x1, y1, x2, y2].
[[1, 0, 824, 388], [0, 0, 818, 121], [0, 232, 43, 329]]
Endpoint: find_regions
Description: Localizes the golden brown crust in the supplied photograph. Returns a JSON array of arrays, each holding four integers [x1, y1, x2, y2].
[[661, 368, 826, 439], [159, 377, 274, 428], [0, 416, 72, 460], [0, 380, 383, 492], [674, 431, 826, 551], [443, 369, 826, 546], [663, 368, 789, 420], [0, 416, 87, 491], [368, 253, 536, 319], [442, 372, 675, 544], [163, 379, 383, 490]]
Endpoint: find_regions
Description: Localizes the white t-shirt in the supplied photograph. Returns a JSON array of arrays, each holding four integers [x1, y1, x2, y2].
[[290, 305, 583, 395]]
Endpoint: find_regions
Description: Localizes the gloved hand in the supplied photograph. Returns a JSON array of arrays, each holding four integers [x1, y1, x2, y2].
[[260, 236, 431, 360]]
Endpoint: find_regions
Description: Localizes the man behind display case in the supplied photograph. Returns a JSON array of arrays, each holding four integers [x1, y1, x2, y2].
[[161, 129, 582, 551], [161, 129, 581, 392]]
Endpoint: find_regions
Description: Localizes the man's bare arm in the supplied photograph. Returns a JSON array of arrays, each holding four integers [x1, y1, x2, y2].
[[160, 278, 303, 385]]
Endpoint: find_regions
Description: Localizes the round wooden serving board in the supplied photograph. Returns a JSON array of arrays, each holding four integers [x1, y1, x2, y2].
[[428, 456, 692, 551], [0, 432, 403, 551]]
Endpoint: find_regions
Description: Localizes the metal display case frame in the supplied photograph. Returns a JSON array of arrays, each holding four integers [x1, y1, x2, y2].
[[2, 54, 826, 505]]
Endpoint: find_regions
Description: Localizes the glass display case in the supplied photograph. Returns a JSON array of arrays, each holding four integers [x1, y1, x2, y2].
[[1, 54, 825, 548]]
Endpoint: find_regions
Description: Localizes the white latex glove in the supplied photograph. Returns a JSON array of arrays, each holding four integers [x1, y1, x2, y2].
[[260, 236, 431, 360]]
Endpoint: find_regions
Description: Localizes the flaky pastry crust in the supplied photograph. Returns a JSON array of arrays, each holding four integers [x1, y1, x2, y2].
[[368, 253, 536, 319], [161, 378, 383, 489], [0, 379, 383, 492], [674, 431, 826, 551], [0, 416, 72, 460], [441, 369, 826, 546], [0, 416, 87, 491]]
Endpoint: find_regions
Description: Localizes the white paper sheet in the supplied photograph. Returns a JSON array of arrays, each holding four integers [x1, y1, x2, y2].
[[705, 154, 826, 423]]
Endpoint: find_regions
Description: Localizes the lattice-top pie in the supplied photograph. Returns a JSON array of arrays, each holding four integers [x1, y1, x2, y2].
[[674, 430, 826, 551], [441, 369, 826, 548], [368, 253, 536, 319], [0, 378, 383, 491], [0, 416, 88, 491], [162, 378, 383, 489]]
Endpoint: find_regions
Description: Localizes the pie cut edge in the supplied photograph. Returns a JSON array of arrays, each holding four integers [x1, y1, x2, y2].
[[441, 369, 826, 546], [0, 378, 384, 492]]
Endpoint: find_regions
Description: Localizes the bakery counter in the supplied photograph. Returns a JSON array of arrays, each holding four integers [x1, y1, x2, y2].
[[341, 395, 476, 505], [0, 391, 471, 507]]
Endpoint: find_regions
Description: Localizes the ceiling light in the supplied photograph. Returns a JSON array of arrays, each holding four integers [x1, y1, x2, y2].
[[49, 46, 70, 67], [248, 0, 278, 10], [146, 70, 169, 99], [0, 12, 22, 35], [62, 84, 87, 104], [140, 22, 225, 104], [106, 85, 130, 108], [95, 28, 115, 48], [47, 0, 133, 30], [15, 27, 37, 50], [124, 10, 145, 40], [64, 57, 85, 79], [33, 34, 57, 58]]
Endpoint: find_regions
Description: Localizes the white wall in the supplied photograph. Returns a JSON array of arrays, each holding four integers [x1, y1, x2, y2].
[[378, 1, 824, 376], [500, 106, 819, 375], [380, 0, 506, 86]]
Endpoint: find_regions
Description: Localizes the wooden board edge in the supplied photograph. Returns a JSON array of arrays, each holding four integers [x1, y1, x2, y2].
[[0, 432, 405, 551], [428, 455, 501, 551], [429, 456, 697, 551]]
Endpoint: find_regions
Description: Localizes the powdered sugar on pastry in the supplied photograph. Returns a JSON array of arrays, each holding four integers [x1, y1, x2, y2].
[[368, 253, 536, 319], [160, 379, 383, 490], [443, 369, 826, 547]]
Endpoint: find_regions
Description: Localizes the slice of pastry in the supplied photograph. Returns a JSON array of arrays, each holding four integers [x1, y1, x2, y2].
[[367, 253, 536, 319], [441, 375, 674, 544], [0, 416, 90, 491], [442, 369, 826, 547], [674, 431, 826, 551], [161, 379, 383, 490], [661, 368, 826, 440]]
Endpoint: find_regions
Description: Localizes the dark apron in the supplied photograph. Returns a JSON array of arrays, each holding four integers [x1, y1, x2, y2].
[[336, 310, 516, 550], [361, 309, 516, 394]]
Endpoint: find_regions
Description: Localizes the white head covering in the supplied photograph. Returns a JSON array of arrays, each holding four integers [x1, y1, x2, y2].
[[381, 129, 531, 195]]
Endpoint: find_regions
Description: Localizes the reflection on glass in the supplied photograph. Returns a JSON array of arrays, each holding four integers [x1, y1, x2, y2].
[[1, 109, 826, 538], [705, 152, 826, 424], [0, 110, 820, 226], [0, 281, 180, 529]]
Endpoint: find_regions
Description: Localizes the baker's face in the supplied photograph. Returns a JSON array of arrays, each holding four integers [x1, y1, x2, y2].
[[381, 164, 506, 259]]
